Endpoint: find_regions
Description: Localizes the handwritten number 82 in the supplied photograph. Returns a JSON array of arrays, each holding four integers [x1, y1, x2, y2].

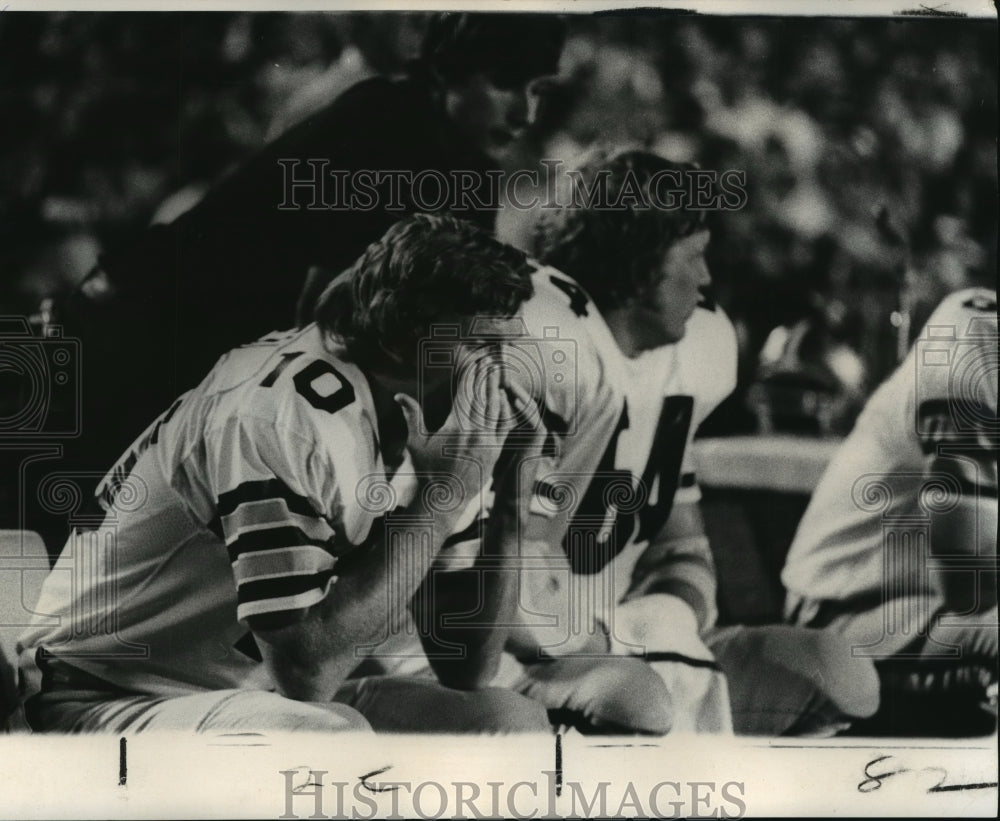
[[859, 755, 995, 794]]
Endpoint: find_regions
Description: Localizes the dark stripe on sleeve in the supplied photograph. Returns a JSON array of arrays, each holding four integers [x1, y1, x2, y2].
[[217, 478, 322, 519], [236, 568, 337, 608], [226, 525, 336, 563]]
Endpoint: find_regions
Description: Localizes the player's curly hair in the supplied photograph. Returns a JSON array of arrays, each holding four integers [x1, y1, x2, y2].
[[315, 214, 534, 378], [533, 148, 708, 312], [418, 13, 566, 90]]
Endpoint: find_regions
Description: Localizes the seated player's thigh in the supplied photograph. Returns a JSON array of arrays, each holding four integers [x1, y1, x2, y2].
[[32, 688, 373, 734]]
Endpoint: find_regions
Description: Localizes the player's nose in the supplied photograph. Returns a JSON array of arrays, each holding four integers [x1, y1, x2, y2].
[[695, 257, 712, 289]]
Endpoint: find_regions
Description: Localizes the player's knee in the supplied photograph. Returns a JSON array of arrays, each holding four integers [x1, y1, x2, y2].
[[767, 626, 880, 719], [805, 631, 880, 718], [226, 691, 373, 733], [712, 625, 881, 735], [580, 658, 673, 735], [472, 688, 551, 733], [312, 701, 375, 733]]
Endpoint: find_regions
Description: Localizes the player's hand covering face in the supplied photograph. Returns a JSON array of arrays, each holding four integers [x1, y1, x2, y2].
[[489, 371, 545, 504], [395, 344, 532, 496]]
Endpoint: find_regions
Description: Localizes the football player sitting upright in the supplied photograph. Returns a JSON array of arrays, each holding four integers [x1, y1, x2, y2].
[[783, 283, 998, 736], [17, 215, 551, 734], [527, 148, 880, 735]]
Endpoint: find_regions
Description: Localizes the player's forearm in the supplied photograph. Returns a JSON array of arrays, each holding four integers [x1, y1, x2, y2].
[[416, 563, 516, 689], [417, 499, 520, 688], [257, 498, 466, 701], [326, 496, 466, 640], [626, 501, 720, 633]]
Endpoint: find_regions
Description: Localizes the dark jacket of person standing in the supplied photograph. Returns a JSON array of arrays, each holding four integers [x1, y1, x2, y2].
[[38, 13, 565, 552]]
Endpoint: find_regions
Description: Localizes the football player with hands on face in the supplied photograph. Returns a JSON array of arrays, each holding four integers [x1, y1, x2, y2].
[[16, 215, 552, 735], [399, 344, 549, 694], [348, 246, 678, 736]]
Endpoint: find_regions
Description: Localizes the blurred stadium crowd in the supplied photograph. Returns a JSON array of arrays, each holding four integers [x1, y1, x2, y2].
[[1, 11, 997, 434], [0, 10, 997, 743]]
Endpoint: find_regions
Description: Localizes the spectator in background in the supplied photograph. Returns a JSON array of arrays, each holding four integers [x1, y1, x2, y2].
[[41, 13, 566, 553], [751, 293, 868, 437]]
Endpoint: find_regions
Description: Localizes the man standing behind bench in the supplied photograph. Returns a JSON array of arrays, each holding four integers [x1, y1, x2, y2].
[[40, 13, 566, 553]]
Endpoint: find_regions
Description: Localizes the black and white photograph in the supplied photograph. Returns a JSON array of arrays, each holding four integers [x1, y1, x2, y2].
[[0, 1, 996, 817]]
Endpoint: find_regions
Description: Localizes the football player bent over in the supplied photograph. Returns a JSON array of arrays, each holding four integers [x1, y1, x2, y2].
[[16, 215, 552, 734], [298, 228, 685, 735]]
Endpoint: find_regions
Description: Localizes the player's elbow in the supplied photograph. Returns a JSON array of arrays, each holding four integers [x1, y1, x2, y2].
[[252, 614, 359, 702]]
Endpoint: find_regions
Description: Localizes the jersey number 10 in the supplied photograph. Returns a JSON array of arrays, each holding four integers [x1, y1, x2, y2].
[[260, 352, 355, 415]]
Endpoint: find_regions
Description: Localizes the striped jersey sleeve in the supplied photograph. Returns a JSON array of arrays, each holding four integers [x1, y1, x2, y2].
[[204, 414, 350, 624]]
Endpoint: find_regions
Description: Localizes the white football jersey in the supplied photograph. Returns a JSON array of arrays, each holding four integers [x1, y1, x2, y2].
[[520, 301, 739, 653], [365, 265, 629, 669], [782, 288, 998, 609], [421, 265, 629, 559], [19, 325, 415, 697]]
